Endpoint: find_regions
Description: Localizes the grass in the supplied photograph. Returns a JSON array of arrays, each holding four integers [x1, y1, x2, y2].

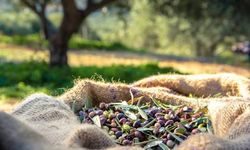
[[0, 35, 249, 103], [69, 36, 146, 52], [0, 61, 182, 101]]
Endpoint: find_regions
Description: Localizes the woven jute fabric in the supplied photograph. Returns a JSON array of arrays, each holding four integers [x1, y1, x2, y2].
[[10, 73, 250, 150]]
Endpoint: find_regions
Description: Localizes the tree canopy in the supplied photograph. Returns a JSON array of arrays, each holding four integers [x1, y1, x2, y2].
[[151, 0, 250, 56]]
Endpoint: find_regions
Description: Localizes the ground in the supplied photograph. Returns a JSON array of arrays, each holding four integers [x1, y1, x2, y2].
[[1, 45, 249, 76], [0, 45, 249, 112]]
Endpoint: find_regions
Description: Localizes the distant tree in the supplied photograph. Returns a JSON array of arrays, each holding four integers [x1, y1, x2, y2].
[[152, 0, 250, 57], [21, 0, 117, 66]]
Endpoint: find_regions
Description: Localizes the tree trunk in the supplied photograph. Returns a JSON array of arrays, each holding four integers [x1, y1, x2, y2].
[[49, 34, 68, 66], [48, 9, 84, 66], [203, 44, 217, 57], [195, 41, 203, 56], [195, 41, 217, 57]]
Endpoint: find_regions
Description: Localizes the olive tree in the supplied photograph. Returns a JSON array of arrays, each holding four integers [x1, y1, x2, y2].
[[21, 0, 117, 66]]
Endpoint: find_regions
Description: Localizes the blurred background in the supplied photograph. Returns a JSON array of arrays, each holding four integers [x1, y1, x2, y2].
[[0, 0, 249, 111]]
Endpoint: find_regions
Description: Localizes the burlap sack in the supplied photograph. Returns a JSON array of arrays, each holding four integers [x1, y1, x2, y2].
[[10, 73, 250, 150]]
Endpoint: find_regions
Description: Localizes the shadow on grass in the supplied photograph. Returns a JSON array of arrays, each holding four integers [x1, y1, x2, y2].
[[0, 61, 182, 100]]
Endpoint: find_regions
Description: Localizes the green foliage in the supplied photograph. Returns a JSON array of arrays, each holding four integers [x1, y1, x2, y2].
[[0, 84, 49, 101], [87, 0, 193, 56], [0, 11, 40, 35], [0, 34, 47, 48], [69, 36, 139, 51], [152, 0, 250, 56], [0, 61, 182, 99], [0, 34, 141, 52]]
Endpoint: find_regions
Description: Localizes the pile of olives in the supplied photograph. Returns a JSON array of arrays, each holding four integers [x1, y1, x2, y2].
[[77, 100, 212, 149]]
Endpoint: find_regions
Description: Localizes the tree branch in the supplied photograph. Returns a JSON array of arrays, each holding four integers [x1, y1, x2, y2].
[[21, 0, 49, 16], [21, 0, 39, 14]]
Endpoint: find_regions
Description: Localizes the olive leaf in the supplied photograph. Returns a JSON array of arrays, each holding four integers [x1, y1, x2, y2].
[[143, 119, 157, 128], [92, 115, 101, 128], [136, 127, 153, 132], [207, 120, 214, 134], [144, 140, 163, 149], [85, 98, 93, 109], [165, 129, 184, 143], [137, 106, 148, 120], [159, 143, 171, 150], [71, 100, 76, 112], [125, 110, 137, 120]]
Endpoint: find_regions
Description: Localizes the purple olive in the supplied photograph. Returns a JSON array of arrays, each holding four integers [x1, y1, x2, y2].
[[162, 138, 168, 144], [87, 108, 94, 113], [100, 117, 107, 125], [119, 118, 127, 124], [154, 122, 161, 129], [110, 122, 117, 128], [157, 116, 164, 120], [89, 111, 96, 118], [125, 134, 133, 140], [134, 131, 143, 139], [79, 111, 85, 116], [99, 102, 106, 110], [166, 140, 175, 148], [115, 131, 123, 138], [157, 120, 165, 126], [133, 120, 142, 128], [155, 113, 163, 118], [122, 139, 131, 145], [111, 128, 119, 132], [183, 113, 191, 119], [173, 116, 180, 122], [117, 113, 125, 120], [148, 108, 158, 116], [95, 110, 103, 115], [167, 134, 174, 140]]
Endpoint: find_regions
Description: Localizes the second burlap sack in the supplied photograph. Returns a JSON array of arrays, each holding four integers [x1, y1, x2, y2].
[[12, 73, 250, 149]]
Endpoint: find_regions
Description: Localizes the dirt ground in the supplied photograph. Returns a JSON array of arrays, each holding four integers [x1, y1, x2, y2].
[[69, 50, 250, 77]]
